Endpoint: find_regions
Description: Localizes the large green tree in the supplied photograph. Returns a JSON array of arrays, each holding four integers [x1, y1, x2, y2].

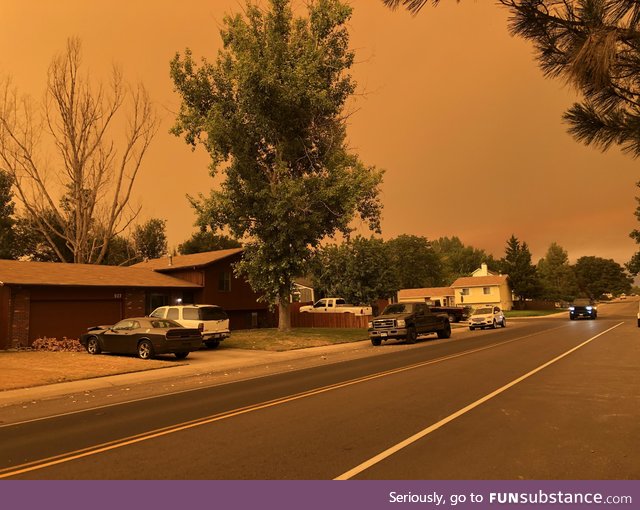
[[386, 234, 444, 288], [536, 242, 579, 301], [432, 236, 498, 285], [170, 0, 383, 330], [310, 236, 399, 305], [574, 255, 632, 299], [132, 218, 168, 261], [178, 229, 242, 255], [500, 234, 541, 301]]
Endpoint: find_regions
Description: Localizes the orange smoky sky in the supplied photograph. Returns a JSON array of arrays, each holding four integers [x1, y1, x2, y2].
[[1, 0, 638, 265]]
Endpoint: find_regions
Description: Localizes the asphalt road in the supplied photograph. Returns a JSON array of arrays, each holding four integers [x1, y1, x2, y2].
[[1, 301, 639, 480]]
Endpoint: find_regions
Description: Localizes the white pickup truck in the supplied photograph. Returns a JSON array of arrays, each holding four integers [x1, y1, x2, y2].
[[299, 298, 373, 316]]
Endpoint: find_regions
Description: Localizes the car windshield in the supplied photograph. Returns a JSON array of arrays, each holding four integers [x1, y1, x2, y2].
[[113, 320, 135, 330], [382, 303, 414, 314], [573, 299, 592, 306], [474, 307, 493, 315]]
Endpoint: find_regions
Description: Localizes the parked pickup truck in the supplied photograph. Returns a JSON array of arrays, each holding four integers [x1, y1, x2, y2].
[[368, 301, 451, 346], [423, 300, 471, 323], [299, 298, 373, 316]]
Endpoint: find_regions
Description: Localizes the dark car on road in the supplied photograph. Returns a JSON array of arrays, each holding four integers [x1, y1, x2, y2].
[[368, 301, 451, 346], [569, 298, 597, 320], [80, 317, 203, 360]]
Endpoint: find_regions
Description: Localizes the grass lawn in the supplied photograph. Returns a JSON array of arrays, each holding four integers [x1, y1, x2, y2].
[[224, 327, 369, 351], [505, 309, 565, 318]]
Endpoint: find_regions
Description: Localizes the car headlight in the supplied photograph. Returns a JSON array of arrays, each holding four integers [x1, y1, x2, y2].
[[396, 319, 406, 328], [569, 306, 575, 311], [367, 321, 373, 329], [586, 306, 593, 311]]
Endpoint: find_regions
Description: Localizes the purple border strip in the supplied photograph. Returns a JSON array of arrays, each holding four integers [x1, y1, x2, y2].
[[3, 480, 639, 510]]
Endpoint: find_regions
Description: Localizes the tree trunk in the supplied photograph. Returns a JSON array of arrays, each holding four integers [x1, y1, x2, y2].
[[278, 297, 291, 332]]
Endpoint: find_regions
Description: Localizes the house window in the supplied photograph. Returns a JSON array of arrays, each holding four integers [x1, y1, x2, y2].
[[483, 287, 491, 295], [219, 271, 231, 292], [461, 288, 470, 296]]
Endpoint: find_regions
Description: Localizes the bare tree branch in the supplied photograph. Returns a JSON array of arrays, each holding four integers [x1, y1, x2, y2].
[[0, 37, 157, 263]]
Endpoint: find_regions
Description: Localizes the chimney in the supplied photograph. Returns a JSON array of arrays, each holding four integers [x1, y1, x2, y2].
[[168, 254, 173, 266]]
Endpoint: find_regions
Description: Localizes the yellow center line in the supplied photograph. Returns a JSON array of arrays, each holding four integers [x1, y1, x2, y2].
[[0, 322, 583, 478]]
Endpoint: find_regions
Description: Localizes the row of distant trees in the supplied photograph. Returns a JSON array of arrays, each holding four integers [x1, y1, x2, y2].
[[308, 234, 633, 306], [3, 167, 632, 304]]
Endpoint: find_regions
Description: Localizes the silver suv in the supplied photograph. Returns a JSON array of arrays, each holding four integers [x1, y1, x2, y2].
[[469, 306, 506, 330], [150, 304, 230, 348]]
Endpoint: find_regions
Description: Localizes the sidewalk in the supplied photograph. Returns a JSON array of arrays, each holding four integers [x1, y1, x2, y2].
[[0, 311, 572, 411], [0, 339, 381, 409]]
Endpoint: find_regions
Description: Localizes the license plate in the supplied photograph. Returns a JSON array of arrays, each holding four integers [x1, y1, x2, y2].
[[380, 332, 388, 337]]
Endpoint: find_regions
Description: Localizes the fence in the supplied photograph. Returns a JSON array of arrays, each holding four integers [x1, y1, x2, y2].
[[288, 301, 374, 329], [290, 311, 371, 329], [511, 300, 559, 311]]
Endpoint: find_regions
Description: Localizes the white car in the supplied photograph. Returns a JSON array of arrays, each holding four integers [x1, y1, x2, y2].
[[150, 304, 230, 348], [469, 306, 506, 330]]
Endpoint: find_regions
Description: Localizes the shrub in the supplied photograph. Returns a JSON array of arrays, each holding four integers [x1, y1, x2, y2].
[[31, 337, 84, 352]]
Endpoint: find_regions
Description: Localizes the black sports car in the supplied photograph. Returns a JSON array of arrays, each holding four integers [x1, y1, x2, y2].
[[80, 317, 203, 359]]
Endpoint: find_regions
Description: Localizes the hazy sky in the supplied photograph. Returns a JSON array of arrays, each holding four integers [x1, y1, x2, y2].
[[1, 0, 638, 265]]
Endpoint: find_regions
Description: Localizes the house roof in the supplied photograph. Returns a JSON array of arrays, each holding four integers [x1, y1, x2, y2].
[[0, 259, 200, 288], [132, 248, 244, 272], [451, 275, 508, 288], [398, 287, 454, 298]]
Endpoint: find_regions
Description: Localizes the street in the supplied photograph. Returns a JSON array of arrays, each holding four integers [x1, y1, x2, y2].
[[1, 301, 639, 479]]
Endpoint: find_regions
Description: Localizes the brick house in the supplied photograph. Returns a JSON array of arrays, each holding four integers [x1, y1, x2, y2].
[[0, 259, 199, 349], [132, 249, 274, 330], [0, 248, 274, 350]]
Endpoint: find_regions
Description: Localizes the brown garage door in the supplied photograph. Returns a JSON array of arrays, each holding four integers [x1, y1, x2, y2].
[[29, 300, 123, 343]]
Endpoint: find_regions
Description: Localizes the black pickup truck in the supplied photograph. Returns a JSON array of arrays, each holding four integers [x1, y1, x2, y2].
[[368, 301, 451, 346], [424, 300, 470, 323]]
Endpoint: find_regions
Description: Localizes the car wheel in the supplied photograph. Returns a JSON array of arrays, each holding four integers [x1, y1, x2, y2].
[[437, 322, 451, 339], [570, 314, 575, 320], [174, 351, 189, 360], [371, 337, 382, 346], [137, 340, 154, 360], [406, 327, 417, 344], [86, 336, 101, 355], [469, 326, 475, 331], [492, 319, 497, 329], [501, 317, 507, 328], [448, 314, 456, 323], [205, 340, 220, 349]]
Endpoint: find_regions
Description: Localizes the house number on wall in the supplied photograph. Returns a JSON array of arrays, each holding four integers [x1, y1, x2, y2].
[[114, 293, 122, 299]]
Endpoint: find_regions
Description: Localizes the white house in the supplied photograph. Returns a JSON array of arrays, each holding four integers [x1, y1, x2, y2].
[[450, 263, 513, 311]]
